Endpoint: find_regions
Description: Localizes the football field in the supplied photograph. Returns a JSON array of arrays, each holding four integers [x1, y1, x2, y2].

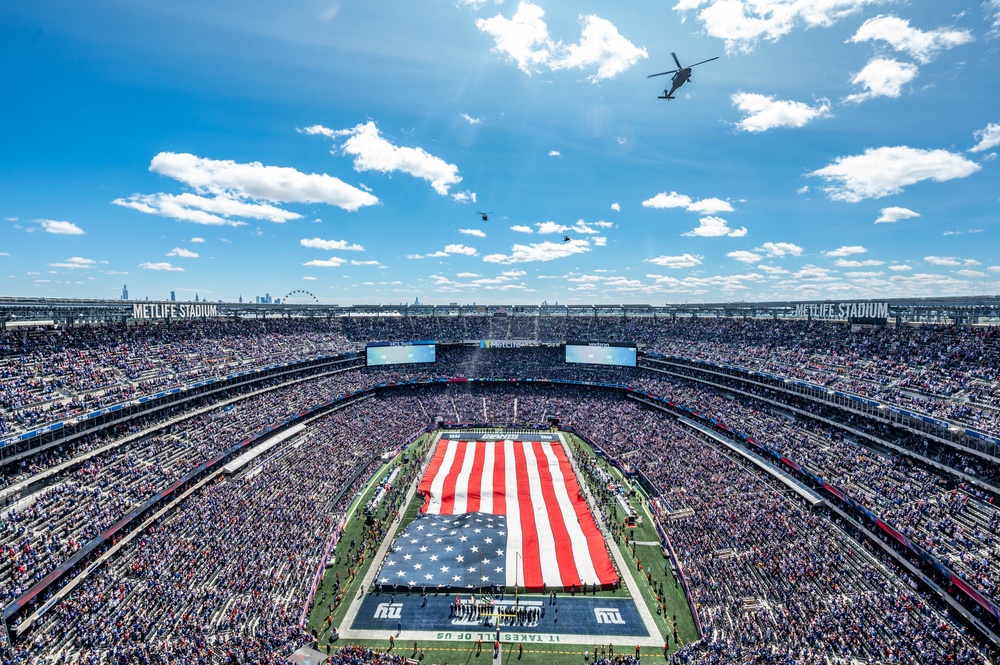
[[309, 430, 698, 661]]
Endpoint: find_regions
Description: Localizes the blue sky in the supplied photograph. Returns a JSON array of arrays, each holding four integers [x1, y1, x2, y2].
[[2, 0, 998, 304]]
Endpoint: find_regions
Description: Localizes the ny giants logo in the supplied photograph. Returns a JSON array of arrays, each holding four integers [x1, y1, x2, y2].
[[374, 603, 403, 619]]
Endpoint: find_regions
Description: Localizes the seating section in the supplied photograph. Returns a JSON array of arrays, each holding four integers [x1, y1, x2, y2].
[[0, 317, 998, 663]]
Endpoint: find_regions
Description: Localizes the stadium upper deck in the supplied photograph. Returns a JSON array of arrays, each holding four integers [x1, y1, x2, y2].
[[2, 294, 1000, 327]]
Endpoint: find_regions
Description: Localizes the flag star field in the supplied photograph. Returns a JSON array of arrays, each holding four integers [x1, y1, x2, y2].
[[2, 0, 998, 303]]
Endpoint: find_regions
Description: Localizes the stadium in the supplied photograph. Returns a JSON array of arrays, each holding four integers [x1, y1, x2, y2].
[[0, 298, 997, 664], [5, 1, 1000, 663]]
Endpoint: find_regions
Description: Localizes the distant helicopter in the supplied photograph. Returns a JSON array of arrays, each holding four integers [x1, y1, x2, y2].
[[562, 235, 571, 243], [476, 211, 494, 222], [648, 52, 719, 100]]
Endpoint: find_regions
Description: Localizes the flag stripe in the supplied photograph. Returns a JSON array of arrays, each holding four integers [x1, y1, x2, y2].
[[549, 440, 616, 583], [522, 440, 569, 587], [465, 441, 486, 513], [452, 441, 478, 514], [438, 440, 469, 514], [540, 441, 600, 585], [504, 439, 522, 587], [531, 440, 582, 588], [492, 441, 506, 515], [480, 440, 495, 513], [512, 441, 544, 590], [420, 438, 453, 514]]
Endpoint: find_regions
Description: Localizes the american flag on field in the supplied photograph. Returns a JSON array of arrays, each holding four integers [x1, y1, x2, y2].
[[384, 436, 617, 591], [379, 512, 507, 588]]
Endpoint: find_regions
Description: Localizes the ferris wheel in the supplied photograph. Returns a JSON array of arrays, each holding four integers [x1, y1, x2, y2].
[[282, 290, 319, 305]]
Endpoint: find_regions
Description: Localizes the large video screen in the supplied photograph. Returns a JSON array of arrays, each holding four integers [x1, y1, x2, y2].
[[565, 342, 637, 367], [366, 341, 436, 366]]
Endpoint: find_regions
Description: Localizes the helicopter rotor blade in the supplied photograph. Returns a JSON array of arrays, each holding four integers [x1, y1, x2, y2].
[[687, 56, 719, 68], [672, 52, 683, 69], [647, 69, 679, 78]]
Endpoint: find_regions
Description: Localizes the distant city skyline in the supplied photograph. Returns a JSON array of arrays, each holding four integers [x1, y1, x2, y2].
[[2, 1, 998, 304]]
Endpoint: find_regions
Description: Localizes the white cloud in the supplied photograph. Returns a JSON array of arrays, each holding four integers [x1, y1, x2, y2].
[[593, 236, 607, 246], [302, 122, 464, 196], [48, 256, 97, 269], [550, 15, 649, 82], [809, 146, 980, 201], [146, 152, 379, 211], [794, 264, 837, 281], [300, 238, 365, 251], [303, 276, 317, 280], [757, 264, 789, 274], [686, 198, 733, 215], [823, 245, 866, 257], [731, 93, 830, 132], [727, 250, 763, 263], [956, 269, 985, 278], [37, 219, 85, 235], [460, 113, 482, 125], [848, 15, 973, 64], [453, 192, 478, 206], [476, 1, 553, 75], [758, 241, 803, 257], [924, 255, 961, 266], [167, 247, 199, 258], [833, 258, 883, 267], [476, 3, 647, 81], [643, 191, 733, 214], [645, 253, 703, 268], [444, 244, 479, 256], [548, 150, 561, 157], [510, 225, 533, 233], [989, 265, 1000, 273], [139, 261, 184, 272], [843, 58, 919, 104], [875, 206, 920, 224], [643, 191, 691, 209], [190, 237, 205, 243], [483, 238, 591, 263], [534, 220, 607, 235], [535, 221, 568, 234], [610, 202, 621, 211], [681, 216, 747, 237], [888, 264, 912, 271], [304, 257, 348, 267], [350, 260, 382, 266], [674, 0, 880, 53], [970, 123, 1000, 153], [459, 228, 487, 238], [456, 272, 480, 278]]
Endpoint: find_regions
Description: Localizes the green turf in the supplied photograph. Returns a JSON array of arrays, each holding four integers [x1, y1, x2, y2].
[[308, 434, 432, 635], [565, 434, 699, 650], [307, 430, 702, 662]]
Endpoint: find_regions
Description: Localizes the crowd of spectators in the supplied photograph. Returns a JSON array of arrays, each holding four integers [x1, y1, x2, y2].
[[5, 315, 998, 440], [565, 398, 987, 664], [1, 315, 999, 663], [0, 319, 353, 435], [12, 396, 424, 665]]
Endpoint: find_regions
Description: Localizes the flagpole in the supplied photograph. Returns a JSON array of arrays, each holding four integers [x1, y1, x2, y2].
[[515, 551, 521, 608]]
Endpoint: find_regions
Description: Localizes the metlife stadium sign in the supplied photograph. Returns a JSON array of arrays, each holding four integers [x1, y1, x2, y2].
[[794, 301, 889, 320], [132, 303, 219, 320]]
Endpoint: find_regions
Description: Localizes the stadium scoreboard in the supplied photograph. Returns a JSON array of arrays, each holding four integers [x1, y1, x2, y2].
[[565, 341, 637, 367], [366, 340, 436, 366]]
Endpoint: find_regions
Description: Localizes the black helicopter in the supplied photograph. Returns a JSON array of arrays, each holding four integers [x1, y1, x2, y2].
[[476, 211, 494, 222], [648, 52, 719, 100], [562, 235, 571, 243]]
